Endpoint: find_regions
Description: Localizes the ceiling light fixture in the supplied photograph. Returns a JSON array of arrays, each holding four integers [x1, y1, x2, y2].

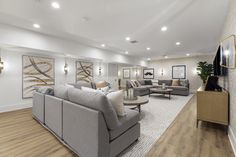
[[125, 37, 131, 41], [101, 44, 106, 47], [164, 55, 168, 59], [186, 53, 190, 56], [147, 58, 151, 61], [33, 23, 40, 28], [125, 51, 129, 54], [176, 42, 181, 46], [146, 47, 151, 51], [51, 2, 60, 9], [161, 26, 168, 32]]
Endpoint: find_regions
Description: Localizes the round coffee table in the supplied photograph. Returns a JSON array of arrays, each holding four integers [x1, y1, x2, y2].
[[149, 88, 173, 100], [123, 96, 149, 113]]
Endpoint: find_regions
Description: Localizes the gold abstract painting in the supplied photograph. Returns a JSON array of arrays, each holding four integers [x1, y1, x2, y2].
[[76, 61, 93, 82], [22, 55, 55, 98]]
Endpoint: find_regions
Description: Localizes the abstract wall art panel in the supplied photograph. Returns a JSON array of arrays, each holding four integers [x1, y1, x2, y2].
[[22, 55, 55, 98], [76, 61, 93, 82]]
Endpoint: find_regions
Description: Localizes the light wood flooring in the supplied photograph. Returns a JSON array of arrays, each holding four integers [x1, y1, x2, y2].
[[0, 95, 234, 157]]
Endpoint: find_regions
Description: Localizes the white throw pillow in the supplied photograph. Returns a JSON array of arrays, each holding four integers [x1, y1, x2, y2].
[[107, 90, 126, 116]]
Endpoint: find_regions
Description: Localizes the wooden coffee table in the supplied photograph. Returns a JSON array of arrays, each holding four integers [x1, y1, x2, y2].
[[123, 96, 149, 113], [149, 88, 173, 100]]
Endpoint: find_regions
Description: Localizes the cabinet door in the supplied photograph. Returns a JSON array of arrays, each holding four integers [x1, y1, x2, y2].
[[197, 92, 228, 125]]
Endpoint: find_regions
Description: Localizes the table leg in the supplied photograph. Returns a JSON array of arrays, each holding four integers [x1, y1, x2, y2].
[[138, 105, 141, 113]]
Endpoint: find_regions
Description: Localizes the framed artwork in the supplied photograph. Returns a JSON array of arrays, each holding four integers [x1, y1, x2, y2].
[[123, 69, 130, 79], [22, 55, 55, 99], [76, 61, 93, 82], [143, 68, 154, 79], [220, 35, 236, 69], [172, 65, 186, 79]]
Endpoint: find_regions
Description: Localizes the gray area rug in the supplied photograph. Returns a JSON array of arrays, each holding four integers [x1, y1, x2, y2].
[[121, 94, 193, 157]]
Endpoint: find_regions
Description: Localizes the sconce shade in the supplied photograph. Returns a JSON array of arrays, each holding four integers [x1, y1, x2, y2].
[[64, 63, 69, 74], [0, 57, 4, 73], [99, 67, 102, 76]]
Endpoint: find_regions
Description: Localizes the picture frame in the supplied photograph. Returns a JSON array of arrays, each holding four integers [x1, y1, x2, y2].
[[76, 61, 93, 82], [220, 35, 236, 69], [123, 69, 130, 79], [143, 68, 154, 79], [22, 55, 55, 99], [172, 65, 186, 79]]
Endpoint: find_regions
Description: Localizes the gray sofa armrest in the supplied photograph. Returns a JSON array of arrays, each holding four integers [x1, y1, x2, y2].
[[32, 92, 45, 124], [63, 100, 110, 157]]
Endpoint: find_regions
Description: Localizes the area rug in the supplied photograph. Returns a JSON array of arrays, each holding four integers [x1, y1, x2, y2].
[[121, 94, 193, 157]]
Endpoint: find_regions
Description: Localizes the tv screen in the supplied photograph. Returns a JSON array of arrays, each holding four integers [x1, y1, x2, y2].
[[213, 46, 227, 76]]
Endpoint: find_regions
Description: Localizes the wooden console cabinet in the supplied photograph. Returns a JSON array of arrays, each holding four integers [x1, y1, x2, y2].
[[197, 86, 229, 127]]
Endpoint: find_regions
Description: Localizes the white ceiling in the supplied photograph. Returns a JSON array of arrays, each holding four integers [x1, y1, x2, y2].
[[0, 0, 229, 59]]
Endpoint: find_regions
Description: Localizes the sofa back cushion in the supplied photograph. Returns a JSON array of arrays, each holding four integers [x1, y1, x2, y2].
[[158, 80, 172, 86], [54, 85, 72, 100], [144, 80, 153, 85], [68, 88, 120, 130], [180, 79, 189, 87], [138, 80, 145, 85], [73, 81, 93, 89]]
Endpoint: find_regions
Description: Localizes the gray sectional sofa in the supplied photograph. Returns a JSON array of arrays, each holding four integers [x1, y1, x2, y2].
[[32, 85, 140, 157], [126, 79, 189, 96]]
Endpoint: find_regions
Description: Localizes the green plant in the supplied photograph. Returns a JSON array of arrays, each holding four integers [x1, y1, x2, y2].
[[196, 61, 213, 84]]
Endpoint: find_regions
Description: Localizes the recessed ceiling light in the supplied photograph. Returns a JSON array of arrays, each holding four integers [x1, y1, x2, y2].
[[164, 55, 168, 59], [125, 37, 131, 41], [146, 47, 151, 51], [147, 58, 151, 61], [33, 23, 40, 28], [186, 53, 190, 56], [161, 26, 168, 32], [176, 42, 181, 46], [125, 51, 129, 54], [101, 44, 106, 47], [51, 2, 60, 9]]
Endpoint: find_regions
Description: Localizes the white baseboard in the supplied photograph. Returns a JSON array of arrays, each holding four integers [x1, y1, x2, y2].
[[0, 103, 32, 113], [229, 126, 236, 157]]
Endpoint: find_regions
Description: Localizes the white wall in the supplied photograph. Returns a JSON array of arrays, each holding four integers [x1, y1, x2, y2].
[[148, 55, 214, 92], [0, 49, 120, 112], [220, 0, 236, 154]]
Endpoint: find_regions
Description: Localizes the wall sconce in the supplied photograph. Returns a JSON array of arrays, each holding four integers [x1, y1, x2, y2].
[[161, 68, 164, 76], [64, 63, 69, 75], [99, 66, 102, 76], [0, 57, 4, 74]]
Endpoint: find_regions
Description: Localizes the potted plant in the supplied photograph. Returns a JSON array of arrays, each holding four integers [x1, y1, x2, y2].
[[196, 61, 213, 84]]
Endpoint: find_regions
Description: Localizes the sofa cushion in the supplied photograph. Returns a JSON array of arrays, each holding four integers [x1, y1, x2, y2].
[[54, 85, 71, 100], [138, 80, 145, 85], [180, 79, 189, 87], [144, 80, 153, 85], [109, 109, 139, 140], [74, 81, 92, 89], [107, 91, 126, 116], [158, 80, 172, 86], [68, 88, 120, 130], [168, 86, 188, 91], [172, 79, 180, 86]]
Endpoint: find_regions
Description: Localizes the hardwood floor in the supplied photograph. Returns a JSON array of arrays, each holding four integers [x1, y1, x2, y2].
[[147, 95, 235, 157], [0, 95, 234, 157]]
